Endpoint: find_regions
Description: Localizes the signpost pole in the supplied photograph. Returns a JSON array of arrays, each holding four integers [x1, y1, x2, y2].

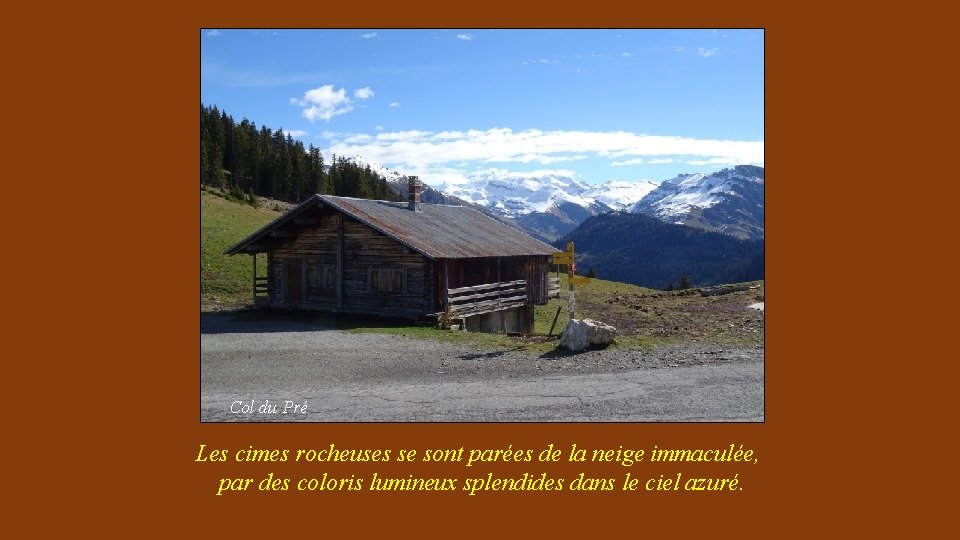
[[567, 242, 575, 321]]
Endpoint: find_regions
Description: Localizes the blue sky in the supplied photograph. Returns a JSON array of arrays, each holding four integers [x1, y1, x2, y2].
[[201, 29, 763, 186]]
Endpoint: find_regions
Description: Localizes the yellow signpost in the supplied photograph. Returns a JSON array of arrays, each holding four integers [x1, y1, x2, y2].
[[547, 242, 593, 332], [553, 242, 587, 320], [551, 252, 572, 265]]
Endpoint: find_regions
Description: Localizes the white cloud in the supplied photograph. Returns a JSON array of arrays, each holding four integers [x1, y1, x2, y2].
[[284, 130, 307, 138], [622, 52, 633, 57], [515, 153, 588, 164], [344, 133, 374, 144], [322, 128, 763, 184], [675, 46, 686, 53], [291, 84, 375, 122], [374, 125, 384, 131], [687, 157, 739, 166], [456, 34, 473, 41], [698, 47, 719, 58], [612, 158, 644, 167], [388, 102, 401, 108], [361, 32, 377, 39], [378, 130, 432, 141], [206, 30, 221, 37]]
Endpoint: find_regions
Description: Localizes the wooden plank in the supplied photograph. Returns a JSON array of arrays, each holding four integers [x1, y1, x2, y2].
[[336, 213, 343, 309], [453, 300, 527, 318], [448, 282, 527, 296], [450, 295, 528, 312], [448, 288, 526, 304], [447, 280, 526, 295]]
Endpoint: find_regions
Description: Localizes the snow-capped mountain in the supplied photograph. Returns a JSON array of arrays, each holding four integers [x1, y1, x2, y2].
[[583, 180, 659, 211], [338, 155, 762, 242], [629, 165, 764, 239], [434, 170, 593, 216], [434, 170, 659, 241], [340, 155, 406, 182]]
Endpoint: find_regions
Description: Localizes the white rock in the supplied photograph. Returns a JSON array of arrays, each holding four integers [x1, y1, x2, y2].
[[560, 319, 617, 351]]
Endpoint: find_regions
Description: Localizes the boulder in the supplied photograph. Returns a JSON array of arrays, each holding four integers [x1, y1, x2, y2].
[[559, 319, 617, 352]]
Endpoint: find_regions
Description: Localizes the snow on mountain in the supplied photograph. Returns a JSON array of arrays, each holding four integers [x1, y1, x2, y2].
[[582, 180, 659, 211], [435, 169, 592, 216], [434, 169, 658, 217], [341, 155, 406, 182], [628, 173, 711, 217], [339, 157, 658, 217], [629, 165, 765, 239]]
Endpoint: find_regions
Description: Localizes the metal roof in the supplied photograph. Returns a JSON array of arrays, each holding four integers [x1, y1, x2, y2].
[[225, 194, 556, 259]]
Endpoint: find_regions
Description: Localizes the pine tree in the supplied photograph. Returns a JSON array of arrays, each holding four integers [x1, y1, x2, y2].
[[201, 104, 402, 204]]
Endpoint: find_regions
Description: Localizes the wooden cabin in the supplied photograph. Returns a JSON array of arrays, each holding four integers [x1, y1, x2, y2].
[[225, 177, 558, 333]]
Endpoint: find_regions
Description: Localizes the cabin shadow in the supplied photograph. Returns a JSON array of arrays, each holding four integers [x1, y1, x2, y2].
[[458, 347, 526, 361], [537, 342, 614, 359], [200, 308, 417, 335]]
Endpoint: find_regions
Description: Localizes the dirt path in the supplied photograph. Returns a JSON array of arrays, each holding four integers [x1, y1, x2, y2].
[[201, 312, 763, 422]]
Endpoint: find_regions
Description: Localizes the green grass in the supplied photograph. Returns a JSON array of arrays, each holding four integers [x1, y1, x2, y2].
[[201, 189, 281, 307]]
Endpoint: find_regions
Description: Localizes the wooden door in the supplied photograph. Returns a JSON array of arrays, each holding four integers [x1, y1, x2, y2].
[[285, 259, 303, 306]]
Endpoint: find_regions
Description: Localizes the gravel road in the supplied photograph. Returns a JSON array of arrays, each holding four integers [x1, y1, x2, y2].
[[201, 312, 763, 422]]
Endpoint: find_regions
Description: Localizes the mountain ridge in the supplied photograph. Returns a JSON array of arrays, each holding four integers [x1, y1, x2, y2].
[[559, 211, 764, 289], [629, 164, 764, 240]]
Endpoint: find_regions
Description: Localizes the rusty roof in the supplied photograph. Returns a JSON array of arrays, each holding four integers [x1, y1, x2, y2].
[[225, 194, 556, 259]]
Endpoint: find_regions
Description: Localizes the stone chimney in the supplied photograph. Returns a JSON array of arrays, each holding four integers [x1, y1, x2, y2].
[[407, 176, 422, 212]]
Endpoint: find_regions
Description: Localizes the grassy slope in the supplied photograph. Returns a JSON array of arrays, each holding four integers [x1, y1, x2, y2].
[[201, 190, 282, 308], [534, 273, 764, 349]]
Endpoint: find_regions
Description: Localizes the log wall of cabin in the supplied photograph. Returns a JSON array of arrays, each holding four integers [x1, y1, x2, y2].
[[266, 207, 431, 318], [339, 219, 428, 317]]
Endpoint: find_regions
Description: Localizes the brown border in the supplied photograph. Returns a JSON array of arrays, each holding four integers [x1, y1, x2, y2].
[[15, 1, 936, 536]]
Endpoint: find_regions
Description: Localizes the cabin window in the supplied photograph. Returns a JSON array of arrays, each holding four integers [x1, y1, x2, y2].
[[307, 262, 336, 290], [369, 267, 406, 295]]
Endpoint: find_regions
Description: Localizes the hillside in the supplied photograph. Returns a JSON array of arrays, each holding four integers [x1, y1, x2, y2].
[[629, 165, 764, 240], [201, 189, 282, 309], [559, 212, 764, 289], [533, 274, 763, 348], [201, 105, 401, 205]]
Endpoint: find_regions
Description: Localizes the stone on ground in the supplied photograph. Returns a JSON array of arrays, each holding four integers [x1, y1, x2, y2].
[[560, 318, 617, 352]]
